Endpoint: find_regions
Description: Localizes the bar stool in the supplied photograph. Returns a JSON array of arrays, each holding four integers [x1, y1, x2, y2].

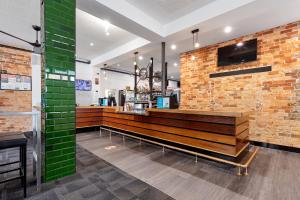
[[0, 133, 27, 198]]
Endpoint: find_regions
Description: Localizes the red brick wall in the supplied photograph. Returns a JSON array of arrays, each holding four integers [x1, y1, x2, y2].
[[0, 46, 32, 133], [180, 21, 300, 147]]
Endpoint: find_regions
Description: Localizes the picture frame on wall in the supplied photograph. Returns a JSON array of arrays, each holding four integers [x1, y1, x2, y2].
[[75, 79, 92, 91], [0, 73, 32, 91]]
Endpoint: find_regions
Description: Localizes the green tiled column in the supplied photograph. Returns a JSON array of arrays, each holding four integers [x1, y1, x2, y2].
[[41, 0, 76, 182]]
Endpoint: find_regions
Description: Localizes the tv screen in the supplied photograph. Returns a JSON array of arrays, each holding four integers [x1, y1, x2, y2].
[[76, 79, 92, 91], [218, 39, 257, 67]]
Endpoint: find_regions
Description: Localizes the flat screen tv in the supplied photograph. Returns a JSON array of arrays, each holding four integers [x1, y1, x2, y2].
[[217, 39, 257, 67], [76, 79, 92, 91]]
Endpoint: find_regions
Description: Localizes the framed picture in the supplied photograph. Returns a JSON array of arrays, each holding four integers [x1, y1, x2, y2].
[[0, 73, 32, 91], [75, 79, 92, 91]]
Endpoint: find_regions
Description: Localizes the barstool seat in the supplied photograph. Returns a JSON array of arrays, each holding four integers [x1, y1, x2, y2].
[[0, 134, 27, 148], [0, 132, 27, 198]]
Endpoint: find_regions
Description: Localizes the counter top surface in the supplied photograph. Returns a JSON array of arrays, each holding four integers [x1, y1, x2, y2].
[[115, 111, 147, 116], [76, 106, 118, 109], [76, 106, 251, 117], [146, 108, 251, 117]]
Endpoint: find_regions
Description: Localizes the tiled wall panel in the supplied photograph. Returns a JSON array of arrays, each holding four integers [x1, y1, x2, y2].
[[41, 0, 76, 181]]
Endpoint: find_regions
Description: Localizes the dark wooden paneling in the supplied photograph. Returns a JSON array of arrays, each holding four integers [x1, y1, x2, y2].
[[103, 117, 236, 145], [77, 113, 102, 118], [76, 107, 249, 157], [103, 112, 235, 135], [149, 111, 236, 125], [76, 117, 102, 123], [77, 121, 100, 128], [235, 122, 249, 135], [102, 121, 239, 157], [76, 108, 102, 113]]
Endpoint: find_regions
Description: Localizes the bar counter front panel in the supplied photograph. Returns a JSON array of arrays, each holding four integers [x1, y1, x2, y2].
[[76, 107, 250, 158]]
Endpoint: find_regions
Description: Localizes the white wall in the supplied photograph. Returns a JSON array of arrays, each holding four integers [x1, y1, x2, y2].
[[94, 67, 134, 105], [31, 54, 41, 108], [76, 62, 94, 106], [76, 65, 134, 105], [168, 80, 179, 89]]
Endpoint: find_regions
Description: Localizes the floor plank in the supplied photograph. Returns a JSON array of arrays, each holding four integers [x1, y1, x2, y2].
[[77, 131, 300, 200]]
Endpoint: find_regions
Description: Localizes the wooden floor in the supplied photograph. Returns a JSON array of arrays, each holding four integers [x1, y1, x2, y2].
[[77, 131, 300, 200]]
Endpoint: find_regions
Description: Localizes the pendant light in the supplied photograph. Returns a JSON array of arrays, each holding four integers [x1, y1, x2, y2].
[[103, 64, 108, 80], [191, 29, 200, 49], [134, 52, 139, 73], [191, 29, 199, 61]]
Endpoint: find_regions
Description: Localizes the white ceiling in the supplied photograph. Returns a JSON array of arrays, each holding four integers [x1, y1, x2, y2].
[[76, 9, 137, 59], [85, 0, 300, 80], [0, 0, 40, 50], [0, 0, 138, 59], [125, 0, 216, 24], [1, 0, 300, 81]]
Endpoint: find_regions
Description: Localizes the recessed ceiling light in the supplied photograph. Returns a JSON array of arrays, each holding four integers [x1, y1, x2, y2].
[[138, 56, 143, 60], [237, 42, 244, 47], [171, 44, 177, 50], [194, 42, 200, 48], [90, 42, 94, 46], [117, 64, 120, 67], [224, 26, 232, 33], [133, 61, 137, 65], [106, 32, 110, 36], [173, 62, 178, 67]]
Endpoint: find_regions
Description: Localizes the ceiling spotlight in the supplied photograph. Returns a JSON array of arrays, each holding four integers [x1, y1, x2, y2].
[[171, 44, 177, 50], [191, 55, 196, 61], [138, 56, 143, 60], [103, 20, 111, 36], [224, 26, 232, 33], [237, 42, 244, 47], [173, 62, 178, 67], [90, 42, 94, 46], [133, 61, 137, 65], [194, 42, 200, 48], [103, 20, 110, 29]]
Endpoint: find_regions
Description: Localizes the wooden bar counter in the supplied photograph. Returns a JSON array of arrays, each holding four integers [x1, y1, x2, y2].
[[76, 106, 250, 158]]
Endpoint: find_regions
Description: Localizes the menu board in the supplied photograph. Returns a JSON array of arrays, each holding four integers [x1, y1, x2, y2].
[[0, 74, 32, 91]]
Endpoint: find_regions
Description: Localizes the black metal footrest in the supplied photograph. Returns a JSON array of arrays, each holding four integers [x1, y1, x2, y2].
[[0, 167, 22, 175], [0, 160, 20, 167]]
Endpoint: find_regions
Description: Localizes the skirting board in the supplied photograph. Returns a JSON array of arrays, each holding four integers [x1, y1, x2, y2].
[[251, 141, 300, 154]]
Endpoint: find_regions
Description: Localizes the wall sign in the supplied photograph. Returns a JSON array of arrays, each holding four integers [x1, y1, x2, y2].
[[0, 73, 32, 91]]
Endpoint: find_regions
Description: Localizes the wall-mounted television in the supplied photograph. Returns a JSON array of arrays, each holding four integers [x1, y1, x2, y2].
[[76, 79, 92, 91], [217, 39, 257, 67]]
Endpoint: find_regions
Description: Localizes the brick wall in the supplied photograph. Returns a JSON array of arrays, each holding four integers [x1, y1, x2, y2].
[[0, 46, 32, 133], [180, 21, 300, 148]]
